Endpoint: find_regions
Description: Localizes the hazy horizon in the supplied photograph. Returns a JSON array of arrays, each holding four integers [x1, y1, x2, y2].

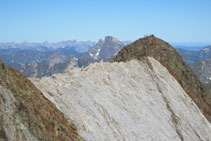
[[0, 0, 211, 43], [1, 37, 211, 47]]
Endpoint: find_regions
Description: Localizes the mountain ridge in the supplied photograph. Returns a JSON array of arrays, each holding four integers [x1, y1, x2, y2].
[[114, 35, 211, 122]]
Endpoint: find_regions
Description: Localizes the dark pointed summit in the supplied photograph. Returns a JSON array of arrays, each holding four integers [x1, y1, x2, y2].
[[114, 35, 211, 122]]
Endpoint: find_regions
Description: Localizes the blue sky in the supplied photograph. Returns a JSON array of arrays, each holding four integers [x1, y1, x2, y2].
[[0, 0, 211, 43]]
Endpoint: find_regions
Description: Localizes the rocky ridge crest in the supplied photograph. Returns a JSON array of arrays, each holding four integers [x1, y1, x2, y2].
[[114, 35, 211, 122]]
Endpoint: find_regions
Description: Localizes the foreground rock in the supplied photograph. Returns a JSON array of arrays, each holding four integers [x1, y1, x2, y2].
[[32, 57, 211, 141], [0, 60, 82, 140]]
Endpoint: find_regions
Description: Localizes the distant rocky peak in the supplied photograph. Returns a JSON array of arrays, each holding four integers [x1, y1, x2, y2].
[[105, 36, 114, 42], [78, 36, 125, 67], [104, 36, 122, 45]]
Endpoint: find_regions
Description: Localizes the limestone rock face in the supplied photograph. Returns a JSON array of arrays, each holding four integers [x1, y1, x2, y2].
[[0, 60, 82, 140], [114, 35, 211, 122], [32, 57, 211, 141]]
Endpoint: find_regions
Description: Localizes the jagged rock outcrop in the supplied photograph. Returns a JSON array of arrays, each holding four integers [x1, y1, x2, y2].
[[78, 36, 124, 67], [114, 35, 211, 122], [0, 60, 82, 140], [32, 57, 211, 140]]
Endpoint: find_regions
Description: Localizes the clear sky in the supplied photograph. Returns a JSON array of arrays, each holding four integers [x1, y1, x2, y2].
[[0, 0, 211, 43]]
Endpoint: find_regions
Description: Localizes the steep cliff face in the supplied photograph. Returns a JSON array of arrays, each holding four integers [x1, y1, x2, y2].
[[32, 57, 211, 141], [0, 60, 82, 140], [114, 35, 211, 122], [78, 36, 124, 67]]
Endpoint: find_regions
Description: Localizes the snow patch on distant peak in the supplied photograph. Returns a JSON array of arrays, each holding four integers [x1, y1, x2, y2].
[[93, 48, 101, 59], [203, 48, 210, 52], [89, 52, 93, 57]]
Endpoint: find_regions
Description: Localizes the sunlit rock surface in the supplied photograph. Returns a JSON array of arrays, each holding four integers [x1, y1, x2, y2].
[[32, 57, 211, 141]]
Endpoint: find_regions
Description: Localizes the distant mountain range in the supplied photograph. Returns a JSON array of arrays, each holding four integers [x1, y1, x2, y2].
[[0, 40, 95, 51], [0, 41, 92, 78], [0, 37, 128, 78], [0, 46, 83, 78]]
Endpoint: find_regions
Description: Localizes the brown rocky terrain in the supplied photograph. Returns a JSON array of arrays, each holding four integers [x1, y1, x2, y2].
[[0, 60, 83, 140], [114, 35, 211, 122]]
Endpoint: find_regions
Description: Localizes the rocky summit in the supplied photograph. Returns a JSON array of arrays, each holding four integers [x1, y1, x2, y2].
[[0, 60, 82, 140], [78, 36, 124, 67], [114, 35, 211, 122]]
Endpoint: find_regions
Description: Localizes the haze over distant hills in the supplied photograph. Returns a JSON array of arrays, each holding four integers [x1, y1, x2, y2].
[[0, 40, 95, 51], [0, 36, 127, 78]]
